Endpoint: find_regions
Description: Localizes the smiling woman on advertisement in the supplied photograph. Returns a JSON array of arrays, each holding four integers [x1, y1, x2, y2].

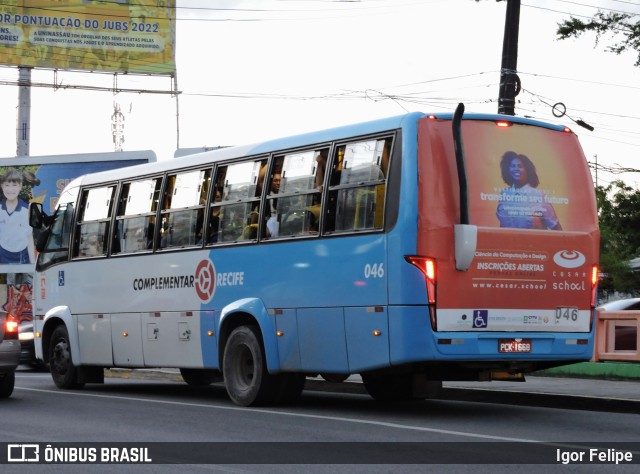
[[496, 151, 563, 230]]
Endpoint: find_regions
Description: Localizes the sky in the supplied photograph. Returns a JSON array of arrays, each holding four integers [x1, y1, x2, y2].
[[0, 0, 639, 189]]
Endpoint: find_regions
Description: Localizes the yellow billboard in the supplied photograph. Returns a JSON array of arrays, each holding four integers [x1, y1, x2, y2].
[[0, 1, 175, 75]]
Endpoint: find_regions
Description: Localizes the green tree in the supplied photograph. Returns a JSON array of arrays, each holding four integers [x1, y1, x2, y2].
[[596, 181, 640, 297], [557, 11, 640, 67]]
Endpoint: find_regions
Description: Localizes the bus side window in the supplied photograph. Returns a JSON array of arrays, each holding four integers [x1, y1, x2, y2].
[[325, 137, 391, 233], [73, 186, 114, 258], [263, 149, 326, 239], [113, 177, 162, 254], [210, 159, 265, 243], [160, 168, 211, 249]]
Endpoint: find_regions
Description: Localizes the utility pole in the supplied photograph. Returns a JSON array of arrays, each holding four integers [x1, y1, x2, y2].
[[498, 0, 521, 116], [111, 102, 125, 152], [16, 67, 32, 156]]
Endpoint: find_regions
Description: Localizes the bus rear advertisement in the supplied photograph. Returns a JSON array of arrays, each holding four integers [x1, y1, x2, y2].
[[418, 115, 598, 335], [28, 106, 599, 406]]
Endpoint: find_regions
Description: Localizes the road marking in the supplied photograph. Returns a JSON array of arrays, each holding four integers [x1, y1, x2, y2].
[[16, 386, 539, 442]]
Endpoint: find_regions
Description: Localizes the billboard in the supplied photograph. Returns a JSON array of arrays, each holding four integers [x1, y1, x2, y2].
[[0, 151, 156, 323], [0, 1, 175, 75]]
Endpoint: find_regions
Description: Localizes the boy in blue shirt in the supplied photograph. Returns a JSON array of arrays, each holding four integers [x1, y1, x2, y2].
[[0, 168, 36, 264]]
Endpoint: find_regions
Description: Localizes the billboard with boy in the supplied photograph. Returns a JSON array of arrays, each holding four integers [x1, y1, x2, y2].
[[0, 150, 155, 323]]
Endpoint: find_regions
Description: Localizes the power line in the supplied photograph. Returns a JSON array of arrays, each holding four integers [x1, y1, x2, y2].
[[518, 70, 640, 91], [0, 0, 432, 22], [553, 0, 640, 16]]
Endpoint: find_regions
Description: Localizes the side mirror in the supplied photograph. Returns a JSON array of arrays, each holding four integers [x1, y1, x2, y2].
[[29, 202, 45, 229]]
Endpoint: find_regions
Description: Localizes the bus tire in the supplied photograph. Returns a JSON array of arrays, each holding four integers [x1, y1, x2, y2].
[[222, 325, 280, 406], [49, 325, 85, 389], [180, 368, 222, 386], [0, 372, 15, 398]]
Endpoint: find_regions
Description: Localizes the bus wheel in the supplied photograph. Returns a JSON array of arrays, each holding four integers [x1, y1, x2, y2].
[[222, 325, 280, 406], [49, 325, 84, 389], [180, 368, 222, 386], [0, 372, 15, 398]]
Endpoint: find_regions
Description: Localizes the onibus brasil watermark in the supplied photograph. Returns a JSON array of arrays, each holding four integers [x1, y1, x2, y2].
[[7, 444, 151, 464]]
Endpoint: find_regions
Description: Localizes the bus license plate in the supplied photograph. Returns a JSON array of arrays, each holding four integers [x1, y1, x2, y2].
[[498, 339, 532, 353]]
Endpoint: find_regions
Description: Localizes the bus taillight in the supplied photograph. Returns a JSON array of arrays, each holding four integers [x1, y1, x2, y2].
[[405, 256, 437, 304], [590, 265, 599, 308]]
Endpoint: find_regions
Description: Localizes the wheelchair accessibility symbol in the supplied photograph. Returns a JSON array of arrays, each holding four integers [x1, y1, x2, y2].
[[473, 310, 488, 328]]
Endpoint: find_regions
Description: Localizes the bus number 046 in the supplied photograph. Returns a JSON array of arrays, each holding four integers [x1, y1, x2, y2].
[[364, 263, 385, 279], [555, 307, 578, 322]]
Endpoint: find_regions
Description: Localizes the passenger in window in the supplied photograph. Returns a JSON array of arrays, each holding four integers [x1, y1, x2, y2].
[[266, 172, 281, 237], [271, 172, 281, 195], [162, 212, 196, 248], [315, 149, 328, 192], [134, 226, 149, 250], [269, 171, 281, 213], [160, 219, 173, 248], [146, 220, 155, 249], [80, 234, 102, 257], [243, 211, 259, 240], [207, 188, 222, 244], [227, 207, 245, 241], [195, 201, 206, 244], [254, 160, 270, 197], [309, 149, 329, 214]]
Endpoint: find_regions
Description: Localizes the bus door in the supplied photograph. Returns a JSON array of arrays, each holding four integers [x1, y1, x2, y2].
[[417, 117, 599, 336]]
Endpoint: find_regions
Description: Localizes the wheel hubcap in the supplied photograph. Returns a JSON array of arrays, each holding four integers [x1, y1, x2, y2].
[[52, 339, 70, 375]]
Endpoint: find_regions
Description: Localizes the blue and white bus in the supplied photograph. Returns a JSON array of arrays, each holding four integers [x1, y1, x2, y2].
[[29, 105, 599, 406]]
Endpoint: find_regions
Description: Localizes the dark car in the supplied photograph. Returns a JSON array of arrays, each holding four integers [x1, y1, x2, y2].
[[0, 313, 21, 398], [597, 298, 640, 351], [19, 320, 36, 365], [18, 321, 47, 370]]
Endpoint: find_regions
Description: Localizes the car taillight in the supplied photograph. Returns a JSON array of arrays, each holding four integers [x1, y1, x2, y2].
[[405, 256, 438, 329], [5, 315, 18, 340]]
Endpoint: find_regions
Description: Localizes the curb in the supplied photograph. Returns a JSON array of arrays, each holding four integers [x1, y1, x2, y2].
[[107, 361, 640, 384], [534, 361, 640, 380], [104, 368, 640, 414]]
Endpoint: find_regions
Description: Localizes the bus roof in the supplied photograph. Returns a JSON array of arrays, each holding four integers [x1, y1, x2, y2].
[[72, 111, 570, 188], [428, 112, 570, 132]]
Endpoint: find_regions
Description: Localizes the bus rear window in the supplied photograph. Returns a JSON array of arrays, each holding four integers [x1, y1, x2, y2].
[[325, 137, 392, 233]]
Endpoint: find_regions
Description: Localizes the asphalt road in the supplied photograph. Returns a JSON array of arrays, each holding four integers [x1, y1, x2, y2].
[[2, 368, 639, 473]]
